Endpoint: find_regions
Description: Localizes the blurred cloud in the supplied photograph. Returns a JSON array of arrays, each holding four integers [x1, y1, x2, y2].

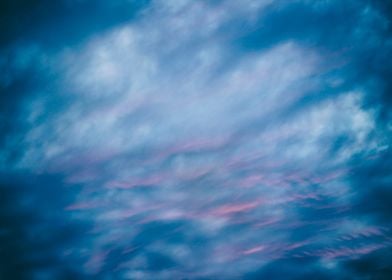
[[1, 0, 391, 279]]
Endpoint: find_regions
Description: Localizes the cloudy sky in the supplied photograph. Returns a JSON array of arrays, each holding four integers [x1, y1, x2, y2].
[[1, 0, 392, 279]]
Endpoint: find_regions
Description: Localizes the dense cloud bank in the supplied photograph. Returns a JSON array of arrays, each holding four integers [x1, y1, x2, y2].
[[1, 0, 392, 279]]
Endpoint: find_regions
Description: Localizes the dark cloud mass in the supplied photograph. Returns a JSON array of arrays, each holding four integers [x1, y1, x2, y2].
[[1, 0, 391, 279]]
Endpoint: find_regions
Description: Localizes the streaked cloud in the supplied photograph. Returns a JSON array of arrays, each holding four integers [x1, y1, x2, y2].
[[1, 0, 391, 279]]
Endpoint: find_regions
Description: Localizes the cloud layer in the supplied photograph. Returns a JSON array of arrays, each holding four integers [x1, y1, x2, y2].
[[1, 0, 392, 279]]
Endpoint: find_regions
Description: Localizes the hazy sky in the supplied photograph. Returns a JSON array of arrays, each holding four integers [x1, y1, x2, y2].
[[1, 1, 392, 279]]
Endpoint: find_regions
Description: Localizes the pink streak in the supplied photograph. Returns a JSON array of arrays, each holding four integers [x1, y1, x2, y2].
[[243, 245, 266, 255], [254, 217, 281, 228], [213, 201, 261, 216]]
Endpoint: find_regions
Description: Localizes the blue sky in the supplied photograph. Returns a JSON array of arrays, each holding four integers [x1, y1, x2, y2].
[[1, 0, 392, 279]]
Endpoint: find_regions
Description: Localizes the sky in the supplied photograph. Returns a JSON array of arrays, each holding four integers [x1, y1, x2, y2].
[[0, 0, 392, 279]]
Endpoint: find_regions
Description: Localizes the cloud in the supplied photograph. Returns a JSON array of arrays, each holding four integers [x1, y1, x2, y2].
[[0, 0, 391, 278]]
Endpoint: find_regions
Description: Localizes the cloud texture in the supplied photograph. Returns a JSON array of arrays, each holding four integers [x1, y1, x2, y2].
[[1, 0, 392, 279]]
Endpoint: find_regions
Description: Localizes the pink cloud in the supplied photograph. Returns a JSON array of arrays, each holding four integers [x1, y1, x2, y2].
[[213, 200, 262, 216], [242, 245, 266, 255]]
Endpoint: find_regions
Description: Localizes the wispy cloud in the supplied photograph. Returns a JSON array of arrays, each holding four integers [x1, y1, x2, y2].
[[0, 0, 391, 278]]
